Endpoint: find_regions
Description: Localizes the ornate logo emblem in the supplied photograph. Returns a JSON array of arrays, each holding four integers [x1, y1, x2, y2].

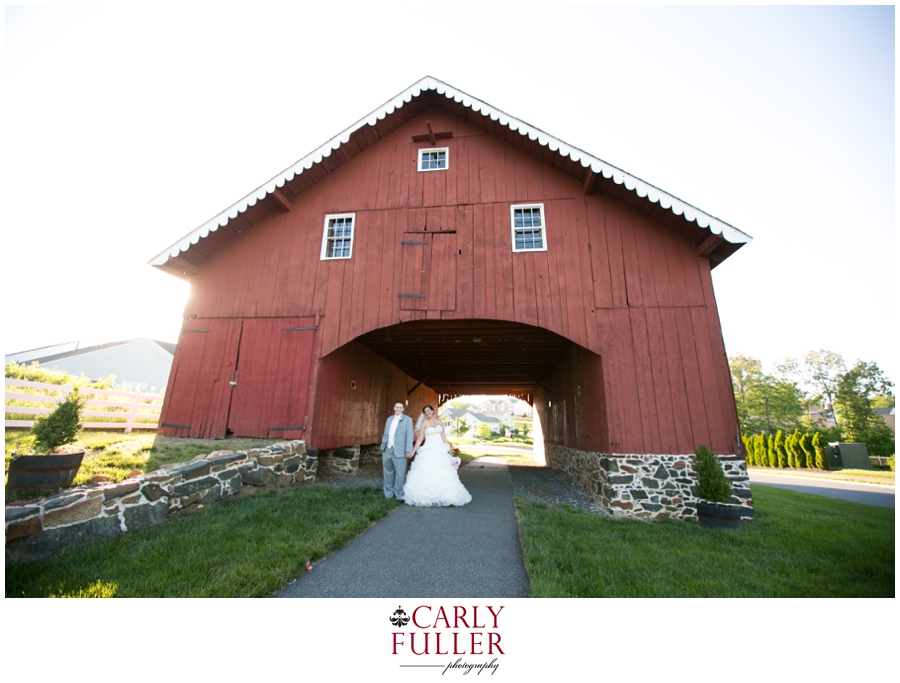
[[390, 606, 410, 627]]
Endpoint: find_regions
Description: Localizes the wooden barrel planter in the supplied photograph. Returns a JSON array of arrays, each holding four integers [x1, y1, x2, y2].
[[696, 501, 742, 530], [6, 451, 85, 489]]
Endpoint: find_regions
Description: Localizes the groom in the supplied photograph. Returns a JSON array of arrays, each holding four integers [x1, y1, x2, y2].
[[381, 401, 414, 501]]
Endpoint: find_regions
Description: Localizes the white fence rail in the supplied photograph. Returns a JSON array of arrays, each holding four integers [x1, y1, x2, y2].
[[5, 378, 163, 432]]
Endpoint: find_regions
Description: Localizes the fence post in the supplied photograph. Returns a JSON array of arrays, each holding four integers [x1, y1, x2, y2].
[[125, 394, 140, 433]]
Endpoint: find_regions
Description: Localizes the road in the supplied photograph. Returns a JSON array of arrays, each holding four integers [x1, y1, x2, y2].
[[748, 471, 895, 508]]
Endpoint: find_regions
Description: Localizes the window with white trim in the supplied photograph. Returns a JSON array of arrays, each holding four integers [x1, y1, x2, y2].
[[320, 213, 355, 260], [510, 204, 547, 252], [418, 147, 449, 172]]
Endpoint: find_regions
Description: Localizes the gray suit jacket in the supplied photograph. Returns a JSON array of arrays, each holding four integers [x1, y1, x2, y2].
[[381, 414, 414, 456]]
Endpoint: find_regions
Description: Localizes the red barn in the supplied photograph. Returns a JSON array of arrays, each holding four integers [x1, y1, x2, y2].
[[151, 77, 753, 518]]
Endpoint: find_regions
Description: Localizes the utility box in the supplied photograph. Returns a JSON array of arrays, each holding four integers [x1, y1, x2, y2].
[[827, 443, 872, 470]]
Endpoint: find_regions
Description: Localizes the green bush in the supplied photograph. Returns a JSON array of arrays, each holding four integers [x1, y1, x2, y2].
[[692, 443, 732, 503], [31, 390, 85, 453]]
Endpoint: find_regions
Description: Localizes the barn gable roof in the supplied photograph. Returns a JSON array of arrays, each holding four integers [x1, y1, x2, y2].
[[150, 76, 751, 279]]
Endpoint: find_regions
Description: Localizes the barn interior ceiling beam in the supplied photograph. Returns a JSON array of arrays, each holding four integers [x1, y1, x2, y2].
[[355, 319, 574, 398]]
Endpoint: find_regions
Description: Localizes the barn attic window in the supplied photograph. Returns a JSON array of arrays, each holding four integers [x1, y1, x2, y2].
[[320, 213, 355, 260], [418, 147, 449, 172], [510, 204, 547, 252]]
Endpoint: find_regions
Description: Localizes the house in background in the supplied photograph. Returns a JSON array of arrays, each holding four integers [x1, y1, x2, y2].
[[440, 406, 508, 435], [5, 338, 175, 393]]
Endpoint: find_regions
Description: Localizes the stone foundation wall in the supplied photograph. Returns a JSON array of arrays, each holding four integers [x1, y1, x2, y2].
[[5, 441, 316, 561], [546, 444, 753, 520], [317, 445, 361, 473], [360, 444, 382, 466]]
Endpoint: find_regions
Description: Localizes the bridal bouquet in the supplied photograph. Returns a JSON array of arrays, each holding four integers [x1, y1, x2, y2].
[[450, 456, 461, 470]]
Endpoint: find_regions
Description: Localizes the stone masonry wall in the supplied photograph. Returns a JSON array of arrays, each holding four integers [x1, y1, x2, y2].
[[5, 441, 316, 561], [546, 444, 753, 520]]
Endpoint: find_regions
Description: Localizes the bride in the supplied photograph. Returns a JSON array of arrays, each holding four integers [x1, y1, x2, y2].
[[403, 405, 472, 507]]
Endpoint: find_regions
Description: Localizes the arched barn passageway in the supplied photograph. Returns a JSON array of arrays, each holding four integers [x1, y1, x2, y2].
[[310, 319, 607, 462]]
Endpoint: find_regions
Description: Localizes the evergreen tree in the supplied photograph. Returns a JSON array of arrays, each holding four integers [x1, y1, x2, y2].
[[692, 444, 732, 503], [767, 433, 776, 467], [774, 430, 787, 468], [741, 435, 753, 466], [799, 432, 814, 469], [813, 432, 829, 470], [755, 433, 767, 467]]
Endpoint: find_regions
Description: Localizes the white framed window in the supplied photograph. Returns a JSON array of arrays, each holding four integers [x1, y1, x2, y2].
[[510, 204, 547, 252], [320, 213, 355, 260], [418, 147, 449, 172]]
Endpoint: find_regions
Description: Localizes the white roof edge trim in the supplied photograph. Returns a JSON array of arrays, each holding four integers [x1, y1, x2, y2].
[[149, 75, 751, 268]]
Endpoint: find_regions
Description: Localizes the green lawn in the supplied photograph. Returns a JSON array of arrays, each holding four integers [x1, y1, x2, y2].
[[6, 454, 894, 598], [6, 486, 399, 598], [515, 485, 894, 597]]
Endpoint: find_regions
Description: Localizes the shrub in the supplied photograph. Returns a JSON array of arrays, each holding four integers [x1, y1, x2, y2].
[[888, 454, 895, 472], [31, 390, 85, 453], [692, 443, 732, 503]]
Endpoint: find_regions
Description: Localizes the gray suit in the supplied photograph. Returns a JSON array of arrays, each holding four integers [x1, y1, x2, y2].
[[381, 413, 414, 500]]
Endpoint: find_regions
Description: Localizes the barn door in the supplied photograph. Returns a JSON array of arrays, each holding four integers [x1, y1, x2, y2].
[[225, 318, 316, 438], [159, 319, 242, 438], [399, 232, 457, 311]]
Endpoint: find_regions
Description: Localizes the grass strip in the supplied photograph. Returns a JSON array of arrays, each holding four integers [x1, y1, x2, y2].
[[6, 486, 399, 598], [515, 485, 894, 597]]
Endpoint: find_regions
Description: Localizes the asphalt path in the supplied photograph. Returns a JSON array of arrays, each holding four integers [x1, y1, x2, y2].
[[749, 471, 895, 508], [275, 456, 530, 598]]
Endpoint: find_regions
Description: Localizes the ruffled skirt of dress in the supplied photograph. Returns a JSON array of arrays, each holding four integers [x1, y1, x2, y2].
[[403, 436, 472, 507]]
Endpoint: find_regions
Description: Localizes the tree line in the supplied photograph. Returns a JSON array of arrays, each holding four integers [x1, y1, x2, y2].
[[730, 349, 894, 463]]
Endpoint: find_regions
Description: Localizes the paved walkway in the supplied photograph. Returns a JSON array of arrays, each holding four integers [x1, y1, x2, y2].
[[275, 456, 531, 598], [749, 471, 895, 508]]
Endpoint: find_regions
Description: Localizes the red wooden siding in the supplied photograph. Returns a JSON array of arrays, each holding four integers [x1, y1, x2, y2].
[[226, 318, 315, 439], [159, 319, 241, 438], [170, 105, 739, 454], [311, 341, 437, 450], [535, 345, 609, 453]]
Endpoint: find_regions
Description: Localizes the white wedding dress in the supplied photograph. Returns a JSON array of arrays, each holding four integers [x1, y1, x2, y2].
[[404, 426, 472, 507]]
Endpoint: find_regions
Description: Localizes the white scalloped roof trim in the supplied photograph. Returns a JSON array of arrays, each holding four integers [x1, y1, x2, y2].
[[150, 76, 750, 268]]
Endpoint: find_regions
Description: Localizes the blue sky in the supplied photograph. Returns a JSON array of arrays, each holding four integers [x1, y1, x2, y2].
[[4, 4, 895, 386]]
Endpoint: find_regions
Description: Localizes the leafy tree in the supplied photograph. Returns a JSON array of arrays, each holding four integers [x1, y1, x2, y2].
[[729, 355, 803, 435], [453, 418, 470, 439], [871, 394, 895, 409], [477, 422, 492, 441], [797, 350, 846, 426], [834, 361, 894, 455]]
